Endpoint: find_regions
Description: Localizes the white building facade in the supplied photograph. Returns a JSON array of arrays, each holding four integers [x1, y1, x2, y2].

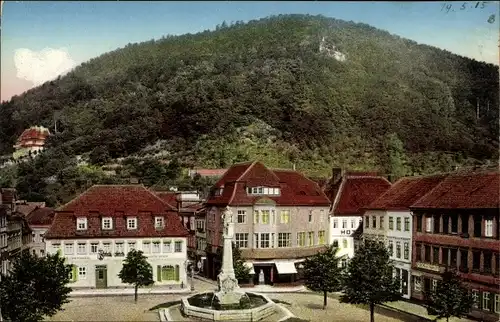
[[328, 215, 363, 265], [45, 236, 188, 288], [44, 185, 190, 289]]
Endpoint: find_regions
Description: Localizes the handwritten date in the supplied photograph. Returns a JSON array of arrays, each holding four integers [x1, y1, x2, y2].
[[441, 1, 487, 13]]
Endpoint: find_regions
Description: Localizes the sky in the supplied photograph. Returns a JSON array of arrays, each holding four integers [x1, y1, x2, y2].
[[1, 1, 499, 101]]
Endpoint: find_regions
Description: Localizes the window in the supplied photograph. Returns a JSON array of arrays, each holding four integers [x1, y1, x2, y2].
[[280, 210, 290, 224], [416, 215, 422, 232], [78, 266, 86, 279], [342, 219, 347, 229], [76, 217, 87, 230], [433, 215, 440, 233], [388, 240, 394, 256], [413, 276, 422, 292], [424, 245, 431, 262], [143, 241, 151, 253], [372, 216, 377, 229], [235, 233, 248, 248], [332, 239, 339, 247], [278, 233, 291, 247], [403, 242, 409, 260], [483, 292, 491, 311], [318, 231, 326, 244], [159, 265, 179, 281], [236, 210, 246, 223], [334, 219, 338, 228], [253, 210, 259, 224], [127, 217, 137, 230], [308, 212, 312, 223], [451, 216, 458, 233], [494, 294, 500, 313], [77, 242, 87, 254], [174, 241, 182, 252], [128, 241, 136, 252], [260, 233, 270, 248], [396, 217, 402, 231], [379, 217, 384, 230], [342, 239, 348, 248], [483, 251, 492, 273], [350, 219, 355, 228], [461, 214, 469, 233], [297, 232, 306, 247], [320, 210, 325, 223], [261, 210, 270, 224], [459, 249, 468, 272], [433, 247, 439, 264], [307, 232, 314, 246], [404, 217, 410, 231], [442, 247, 449, 266], [152, 241, 161, 253], [64, 242, 74, 255], [341, 258, 348, 268], [102, 217, 113, 230], [425, 217, 432, 232], [114, 242, 124, 254], [155, 216, 164, 229], [90, 243, 98, 254], [471, 289, 479, 308], [254, 233, 259, 248], [485, 219, 493, 237], [365, 217, 369, 228], [396, 242, 401, 258], [472, 251, 481, 271], [389, 217, 394, 230], [431, 279, 437, 292], [163, 240, 172, 252], [103, 242, 111, 252], [450, 249, 457, 266], [442, 215, 450, 234]]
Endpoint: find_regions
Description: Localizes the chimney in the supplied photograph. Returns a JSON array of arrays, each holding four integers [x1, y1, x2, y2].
[[331, 167, 344, 184]]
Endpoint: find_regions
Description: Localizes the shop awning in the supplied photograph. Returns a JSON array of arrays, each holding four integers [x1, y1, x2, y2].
[[275, 261, 298, 274], [244, 262, 255, 274]]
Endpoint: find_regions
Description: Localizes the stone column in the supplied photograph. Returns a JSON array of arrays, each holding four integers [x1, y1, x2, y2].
[[220, 207, 235, 277]]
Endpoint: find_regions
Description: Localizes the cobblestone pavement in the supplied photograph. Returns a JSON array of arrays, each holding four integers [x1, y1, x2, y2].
[[46, 291, 407, 322]]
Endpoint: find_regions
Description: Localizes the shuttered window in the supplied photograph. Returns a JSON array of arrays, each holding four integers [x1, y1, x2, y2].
[[69, 264, 78, 282], [157, 265, 180, 281]]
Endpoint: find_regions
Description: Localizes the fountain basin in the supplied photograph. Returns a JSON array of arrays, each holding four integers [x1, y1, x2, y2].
[[181, 292, 276, 321]]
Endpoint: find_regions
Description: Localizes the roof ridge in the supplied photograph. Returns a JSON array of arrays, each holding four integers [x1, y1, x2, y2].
[[235, 161, 258, 181]]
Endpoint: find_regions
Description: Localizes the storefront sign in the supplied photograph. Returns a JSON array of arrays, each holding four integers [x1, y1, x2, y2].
[[72, 256, 90, 260], [340, 230, 352, 235], [416, 262, 440, 272]]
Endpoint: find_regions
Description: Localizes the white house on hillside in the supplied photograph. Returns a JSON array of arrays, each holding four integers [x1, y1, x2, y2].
[[44, 185, 190, 289]]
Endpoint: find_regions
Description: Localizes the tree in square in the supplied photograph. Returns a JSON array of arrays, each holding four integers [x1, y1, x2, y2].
[[118, 249, 154, 302]]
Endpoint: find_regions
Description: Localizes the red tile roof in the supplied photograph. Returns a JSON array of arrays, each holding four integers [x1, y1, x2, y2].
[[26, 207, 55, 226], [15, 126, 50, 147], [16, 202, 45, 216], [155, 191, 178, 208], [45, 185, 189, 239], [1, 188, 16, 204], [207, 161, 330, 206], [332, 175, 391, 216], [366, 174, 448, 211], [411, 171, 499, 209]]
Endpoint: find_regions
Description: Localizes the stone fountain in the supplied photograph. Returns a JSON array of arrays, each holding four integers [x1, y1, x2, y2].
[[177, 206, 279, 321]]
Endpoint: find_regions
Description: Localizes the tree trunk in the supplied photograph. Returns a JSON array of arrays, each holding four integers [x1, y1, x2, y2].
[[134, 284, 138, 303], [323, 290, 327, 309], [370, 302, 375, 322], [446, 318, 449, 322]]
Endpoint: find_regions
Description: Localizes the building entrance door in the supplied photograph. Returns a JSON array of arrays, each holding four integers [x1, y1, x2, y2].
[[95, 265, 108, 289]]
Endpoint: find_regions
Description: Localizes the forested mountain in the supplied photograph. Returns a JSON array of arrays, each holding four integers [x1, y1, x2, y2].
[[1, 14, 498, 178]]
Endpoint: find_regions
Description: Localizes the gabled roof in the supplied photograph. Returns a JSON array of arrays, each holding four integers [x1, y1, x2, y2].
[[331, 175, 391, 216], [26, 207, 55, 226], [45, 185, 188, 239], [207, 161, 330, 206], [155, 191, 177, 208], [411, 171, 499, 209], [16, 202, 46, 216], [366, 174, 448, 211]]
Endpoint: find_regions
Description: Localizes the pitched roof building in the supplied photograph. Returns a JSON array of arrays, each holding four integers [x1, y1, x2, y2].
[[203, 161, 331, 286], [409, 171, 499, 321], [13, 126, 50, 160], [26, 207, 55, 257], [44, 185, 190, 290], [326, 168, 391, 262]]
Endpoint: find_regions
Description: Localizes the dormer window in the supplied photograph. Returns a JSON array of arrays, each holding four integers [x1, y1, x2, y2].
[[214, 188, 224, 196], [155, 216, 164, 229], [247, 186, 281, 196], [127, 217, 137, 230], [102, 217, 113, 230], [76, 217, 87, 230]]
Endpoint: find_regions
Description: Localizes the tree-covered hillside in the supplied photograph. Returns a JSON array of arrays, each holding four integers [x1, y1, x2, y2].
[[1, 14, 498, 178]]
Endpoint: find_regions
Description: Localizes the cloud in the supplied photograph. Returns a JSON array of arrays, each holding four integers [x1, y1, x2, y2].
[[14, 47, 76, 86]]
